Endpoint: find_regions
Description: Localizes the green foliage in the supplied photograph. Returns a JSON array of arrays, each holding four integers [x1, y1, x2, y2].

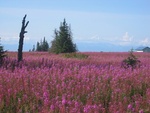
[[49, 19, 77, 54], [62, 52, 88, 59], [122, 49, 141, 70], [0, 38, 7, 66], [36, 37, 49, 51]]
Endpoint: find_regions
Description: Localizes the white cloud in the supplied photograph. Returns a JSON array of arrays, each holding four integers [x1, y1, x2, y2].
[[122, 32, 132, 42], [119, 32, 133, 46], [75, 32, 150, 49], [140, 38, 150, 46], [74, 34, 102, 43], [1, 34, 30, 44], [75, 32, 135, 46], [1, 34, 18, 41], [90, 35, 101, 40]]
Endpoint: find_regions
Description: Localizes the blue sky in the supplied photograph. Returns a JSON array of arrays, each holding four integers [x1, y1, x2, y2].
[[0, 0, 150, 52]]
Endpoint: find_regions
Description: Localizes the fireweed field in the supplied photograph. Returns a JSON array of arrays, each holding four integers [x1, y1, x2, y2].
[[0, 52, 150, 113]]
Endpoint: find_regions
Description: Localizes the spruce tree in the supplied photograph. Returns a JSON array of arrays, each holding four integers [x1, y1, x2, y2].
[[36, 42, 41, 51], [42, 37, 49, 51], [36, 37, 49, 51], [50, 19, 77, 54], [49, 29, 58, 53]]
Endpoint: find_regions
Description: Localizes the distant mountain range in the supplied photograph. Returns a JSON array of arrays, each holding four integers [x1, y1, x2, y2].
[[76, 42, 136, 52]]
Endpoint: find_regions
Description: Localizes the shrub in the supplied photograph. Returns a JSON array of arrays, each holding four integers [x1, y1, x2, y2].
[[122, 49, 141, 70]]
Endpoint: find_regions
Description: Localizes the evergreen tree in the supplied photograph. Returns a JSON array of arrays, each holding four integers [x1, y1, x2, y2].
[[49, 29, 58, 53], [36, 42, 41, 51], [42, 37, 49, 51], [0, 38, 7, 66], [32, 45, 35, 52], [50, 19, 77, 54], [36, 37, 49, 51]]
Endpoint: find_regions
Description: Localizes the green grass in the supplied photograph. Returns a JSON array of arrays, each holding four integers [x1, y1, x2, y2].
[[62, 52, 88, 59]]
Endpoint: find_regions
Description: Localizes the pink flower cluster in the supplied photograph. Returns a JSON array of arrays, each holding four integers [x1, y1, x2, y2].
[[0, 52, 150, 112]]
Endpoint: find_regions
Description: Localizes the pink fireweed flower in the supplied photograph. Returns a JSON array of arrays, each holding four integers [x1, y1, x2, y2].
[[62, 97, 67, 105], [43, 91, 49, 106], [44, 98, 49, 106], [43, 91, 48, 98], [127, 104, 132, 110], [50, 104, 55, 111], [83, 107, 88, 113], [139, 109, 144, 113]]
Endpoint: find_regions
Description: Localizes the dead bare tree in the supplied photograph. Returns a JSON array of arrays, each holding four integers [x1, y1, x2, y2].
[[18, 14, 29, 62]]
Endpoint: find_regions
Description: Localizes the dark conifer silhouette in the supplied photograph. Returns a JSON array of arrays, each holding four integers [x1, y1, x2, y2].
[[36, 37, 49, 51], [50, 19, 77, 54], [18, 15, 29, 62], [0, 38, 7, 66]]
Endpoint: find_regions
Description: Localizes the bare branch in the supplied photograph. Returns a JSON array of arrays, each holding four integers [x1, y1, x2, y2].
[[25, 21, 29, 28]]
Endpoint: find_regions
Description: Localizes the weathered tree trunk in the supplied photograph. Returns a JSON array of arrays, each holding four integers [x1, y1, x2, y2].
[[18, 15, 29, 62]]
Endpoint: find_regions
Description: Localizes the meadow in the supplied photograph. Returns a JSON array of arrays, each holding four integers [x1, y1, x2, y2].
[[0, 52, 150, 113]]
